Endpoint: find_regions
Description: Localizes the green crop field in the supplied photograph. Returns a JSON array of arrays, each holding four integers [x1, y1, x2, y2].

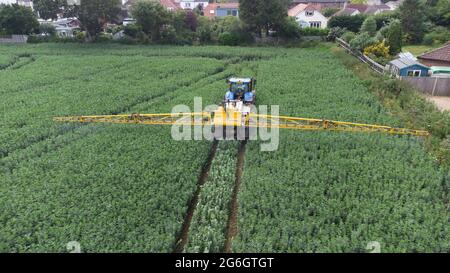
[[0, 43, 448, 253]]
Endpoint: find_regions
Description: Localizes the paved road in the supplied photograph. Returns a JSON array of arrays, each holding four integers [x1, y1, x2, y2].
[[427, 96, 450, 111]]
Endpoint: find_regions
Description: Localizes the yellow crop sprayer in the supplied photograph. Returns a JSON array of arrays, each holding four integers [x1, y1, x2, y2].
[[54, 77, 430, 139]]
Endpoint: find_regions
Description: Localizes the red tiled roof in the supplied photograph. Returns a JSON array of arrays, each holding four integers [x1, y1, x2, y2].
[[418, 43, 450, 62], [345, 4, 368, 13], [159, 0, 180, 10], [288, 3, 308, 16]]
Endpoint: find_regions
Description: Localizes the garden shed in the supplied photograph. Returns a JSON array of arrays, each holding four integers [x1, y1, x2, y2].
[[388, 57, 430, 78]]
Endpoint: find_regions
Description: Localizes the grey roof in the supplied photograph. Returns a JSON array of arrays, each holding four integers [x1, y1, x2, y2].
[[389, 57, 429, 69], [335, 8, 359, 16], [398, 52, 417, 61]]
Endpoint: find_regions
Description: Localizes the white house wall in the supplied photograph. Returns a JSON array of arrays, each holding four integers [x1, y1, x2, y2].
[[296, 11, 328, 29]]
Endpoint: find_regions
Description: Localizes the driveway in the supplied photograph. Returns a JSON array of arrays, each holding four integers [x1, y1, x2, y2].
[[427, 96, 450, 112]]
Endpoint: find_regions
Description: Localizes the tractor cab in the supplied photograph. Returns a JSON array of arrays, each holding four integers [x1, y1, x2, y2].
[[225, 77, 256, 104]]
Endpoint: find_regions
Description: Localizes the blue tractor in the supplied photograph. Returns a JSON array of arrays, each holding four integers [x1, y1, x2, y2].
[[224, 77, 256, 105]]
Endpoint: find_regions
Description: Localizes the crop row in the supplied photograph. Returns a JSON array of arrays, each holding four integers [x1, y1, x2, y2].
[[0, 55, 225, 158], [0, 46, 245, 252], [185, 141, 238, 253], [232, 50, 450, 252], [0, 54, 16, 69], [0, 43, 279, 61]]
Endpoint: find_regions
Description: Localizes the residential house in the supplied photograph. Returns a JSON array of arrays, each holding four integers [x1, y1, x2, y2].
[[176, 0, 208, 10], [288, 3, 328, 29], [17, 0, 32, 8], [418, 44, 450, 67], [122, 0, 180, 18], [344, 3, 368, 13], [385, 0, 404, 10], [204, 3, 239, 19], [335, 3, 391, 16], [334, 7, 360, 16], [364, 4, 391, 15], [0, 0, 33, 8], [160, 0, 181, 11], [388, 57, 430, 78]]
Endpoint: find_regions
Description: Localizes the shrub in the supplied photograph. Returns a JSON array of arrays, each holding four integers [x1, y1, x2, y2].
[[422, 27, 450, 45], [75, 31, 86, 42], [364, 40, 390, 58], [38, 23, 56, 36], [94, 32, 113, 43], [328, 14, 367, 32], [123, 24, 141, 38], [327, 26, 346, 41], [360, 17, 377, 36], [160, 25, 177, 44], [372, 12, 396, 30], [196, 16, 213, 44], [350, 32, 376, 52], [278, 17, 301, 39], [341, 31, 356, 43], [218, 31, 238, 46], [299, 27, 329, 37]]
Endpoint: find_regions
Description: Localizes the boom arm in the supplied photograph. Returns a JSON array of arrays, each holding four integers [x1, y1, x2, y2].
[[54, 112, 429, 137]]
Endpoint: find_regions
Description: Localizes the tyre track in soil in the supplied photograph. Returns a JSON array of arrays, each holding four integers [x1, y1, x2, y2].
[[173, 140, 219, 253], [224, 140, 247, 253]]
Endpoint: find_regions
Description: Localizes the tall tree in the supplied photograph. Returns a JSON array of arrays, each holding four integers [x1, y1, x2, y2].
[[239, 0, 287, 37], [398, 0, 426, 43], [34, 0, 65, 20], [386, 19, 402, 55], [428, 0, 450, 27], [0, 4, 39, 35], [76, 0, 121, 40], [131, 0, 170, 41], [360, 16, 377, 36]]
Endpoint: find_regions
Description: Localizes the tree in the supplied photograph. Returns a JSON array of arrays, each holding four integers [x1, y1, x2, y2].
[[328, 14, 367, 32], [349, 32, 376, 51], [428, 0, 450, 27], [34, 0, 65, 20], [131, 0, 170, 42], [360, 16, 377, 36], [77, 0, 121, 40], [277, 16, 300, 39], [0, 4, 39, 35], [385, 19, 402, 55], [239, 0, 287, 37], [398, 0, 426, 43], [185, 11, 197, 32]]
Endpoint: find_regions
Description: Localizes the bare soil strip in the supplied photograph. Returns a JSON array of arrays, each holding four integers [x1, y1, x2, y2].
[[173, 140, 219, 253], [224, 140, 247, 253]]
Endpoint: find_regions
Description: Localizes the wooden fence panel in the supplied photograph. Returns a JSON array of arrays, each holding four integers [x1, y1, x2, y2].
[[400, 77, 450, 96]]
